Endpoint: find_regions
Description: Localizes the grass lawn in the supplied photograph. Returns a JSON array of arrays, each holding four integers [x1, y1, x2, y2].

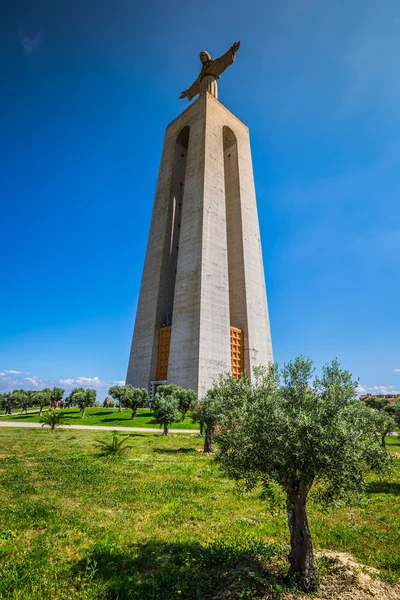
[[0, 428, 399, 599], [0, 407, 200, 430]]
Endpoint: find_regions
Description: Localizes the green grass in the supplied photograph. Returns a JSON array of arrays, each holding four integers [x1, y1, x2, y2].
[[0, 407, 200, 430], [0, 429, 398, 599]]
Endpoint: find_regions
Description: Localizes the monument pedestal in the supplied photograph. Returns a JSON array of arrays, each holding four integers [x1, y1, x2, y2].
[[127, 92, 272, 398]]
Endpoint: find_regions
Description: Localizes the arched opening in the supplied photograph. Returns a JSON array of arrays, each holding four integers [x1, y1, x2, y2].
[[155, 126, 190, 380], [223, 126, 247, 378]]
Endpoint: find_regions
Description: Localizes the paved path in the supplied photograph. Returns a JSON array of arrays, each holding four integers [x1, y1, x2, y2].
[[0, 421, 198, 434]]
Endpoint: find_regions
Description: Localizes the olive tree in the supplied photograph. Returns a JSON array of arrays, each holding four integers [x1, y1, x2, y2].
[[10, 389, 30, 411], [49, 387, 64, 406], [35, 389, 52, 416], [192, 375, 250, 453], [362, 395, 399, 447], [109, 385, 125, 412], [385, 402, 400, 429], [215, 358, 390, 592], [0, 393, 12, 413], [153, 393, 179, 435], [371, 410, 396, 448], [70, 387, 96, 418], [109, 385, 148, 419], [124, 386, 148, 419], [156, 384, 196, 422]]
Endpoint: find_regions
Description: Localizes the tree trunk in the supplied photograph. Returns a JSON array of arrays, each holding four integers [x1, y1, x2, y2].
[[180, 409, 186, 423], [163, 422, 169, 436], [203, 425, 214, 453], [81, 408, 85, 418], [131, 406, 137, 419], [39, 406, 43, 416], [199, 421, 204, 436], [381, 434, 386, 448], [119, 402, 122, 413], [286, 479, 316, 592]]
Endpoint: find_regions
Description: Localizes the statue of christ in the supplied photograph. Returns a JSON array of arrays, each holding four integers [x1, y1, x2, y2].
[[179, 41, 241, 101]]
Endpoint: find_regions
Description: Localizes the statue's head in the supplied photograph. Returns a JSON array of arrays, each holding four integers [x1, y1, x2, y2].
[[199, 51, 211, 64]]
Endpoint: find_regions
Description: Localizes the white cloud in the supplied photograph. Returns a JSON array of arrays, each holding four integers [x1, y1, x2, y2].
[[24, 377, 40, 388], [394, 368, 400, 373], [19, 29, 42, 55], [59, 376, 103, 387], [0, 370, 122, 399]]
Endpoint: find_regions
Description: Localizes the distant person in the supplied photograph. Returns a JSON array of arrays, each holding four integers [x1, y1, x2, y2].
[[6, 404, 12, 415], [59, 400, 65, 409], [52, 400, 57, 410]]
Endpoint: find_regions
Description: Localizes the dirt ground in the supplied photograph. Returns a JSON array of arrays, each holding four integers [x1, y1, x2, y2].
[[283, 552, 400, 600]]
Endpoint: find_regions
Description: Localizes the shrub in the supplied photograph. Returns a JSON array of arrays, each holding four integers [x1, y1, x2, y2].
[[94, 432, 131, 457], [40, 411, 69, 430]]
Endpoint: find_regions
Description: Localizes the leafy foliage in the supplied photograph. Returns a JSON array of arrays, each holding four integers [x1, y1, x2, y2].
[[40, 410, 69, 430], [385, 402, 400, 429], [94, 432, 132, 457], [0, 392, 12, 412], [109, 385, 148, 418], [49, 387, 65, 404], [70, 387, 96, 417], [361, 395, 399, 447], [192, 375, 251, 452], [103, 397, 115, 408], [215, 357, 391, 591], [156, 385, 197, 422], [34, 389, 52, 415], [153, 392, 179, 435]]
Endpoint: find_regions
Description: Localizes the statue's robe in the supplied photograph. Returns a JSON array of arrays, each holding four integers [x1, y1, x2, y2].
[[186, 48, 235, 101]]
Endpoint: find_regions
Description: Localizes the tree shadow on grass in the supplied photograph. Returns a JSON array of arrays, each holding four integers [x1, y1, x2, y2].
[[365, 481, 400, 495], [1, 414, 39, 420], [73, 538, 291, 599], [100, 418, 140, 424], [152, 447, 197, 454]]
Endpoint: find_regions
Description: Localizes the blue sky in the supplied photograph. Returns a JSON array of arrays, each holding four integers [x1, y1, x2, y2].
[[1, 0, 399, 399]]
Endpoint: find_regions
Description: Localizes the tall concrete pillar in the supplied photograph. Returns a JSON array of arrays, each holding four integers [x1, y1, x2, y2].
[[126, 92, 273, 398]]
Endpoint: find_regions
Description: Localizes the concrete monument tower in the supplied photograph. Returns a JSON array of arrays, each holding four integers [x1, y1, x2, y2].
[[127, 42, 273, 398]]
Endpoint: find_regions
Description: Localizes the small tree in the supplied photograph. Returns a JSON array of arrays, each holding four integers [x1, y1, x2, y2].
[[215, 358, 390, 592], [103, 397, 115, 408], [123, 386, 148, 419], [11, 389, 30, 411], [153, 393, 179, 435], [385, 402, 400, 430], [192, 375, 251, 453], [155, 385, 197, 422], [49, 387, 64, 407], [109, 385, 125, 412], [372, 410, 397, 448], [35, 389, 52, 416], [70, 387, 96, 418], [178, 388, 197, 422], [0, 393, 12, 414], [362, 395, 399, 446]]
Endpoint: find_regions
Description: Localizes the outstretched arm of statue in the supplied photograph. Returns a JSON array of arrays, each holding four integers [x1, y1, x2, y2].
[[212, 40, 241, 77], [179, 77, 201, 101]]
